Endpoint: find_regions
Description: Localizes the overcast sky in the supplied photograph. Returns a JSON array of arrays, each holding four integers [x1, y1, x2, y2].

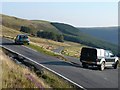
[[1, 2, 118, 27]]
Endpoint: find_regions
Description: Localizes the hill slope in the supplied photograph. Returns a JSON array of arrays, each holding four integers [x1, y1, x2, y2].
[[1, 14, 61, 34], [78, 27, 118, 45], [1, 14, 119, 56], [51, 23, 118, 55]]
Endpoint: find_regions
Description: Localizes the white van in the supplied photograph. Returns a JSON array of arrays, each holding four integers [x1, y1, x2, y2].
[[80, 47, 119, 71]]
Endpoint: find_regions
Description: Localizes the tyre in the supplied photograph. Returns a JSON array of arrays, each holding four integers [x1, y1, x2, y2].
[[113, 61, 119, 69], [82, 63, 88, 68], [99, 62, 105, 71]]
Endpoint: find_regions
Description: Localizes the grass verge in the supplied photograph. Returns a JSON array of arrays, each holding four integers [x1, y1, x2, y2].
[[61, 45, 87, 58], [26, 43, 67, 61], [1, 48, 49, 88], [40, 69, 75, 89]]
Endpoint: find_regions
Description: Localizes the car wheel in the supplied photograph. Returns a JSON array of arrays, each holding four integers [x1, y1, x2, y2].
[[100, 62, 105, 71], [113, 61, 119, 69]]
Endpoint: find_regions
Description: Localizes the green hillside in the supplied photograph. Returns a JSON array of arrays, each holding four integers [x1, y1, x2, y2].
[[77, 27, 118, 45], [1, 14, 119, 56], [51, 23, 118, 56], [51, 23, 82, 36], [1, 14, 61, 34]]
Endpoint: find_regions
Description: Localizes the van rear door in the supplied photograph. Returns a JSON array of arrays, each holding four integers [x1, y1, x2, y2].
[[80, 47, 97, 63]]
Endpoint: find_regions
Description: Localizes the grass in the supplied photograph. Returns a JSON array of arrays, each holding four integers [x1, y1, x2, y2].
[[1, 25, 21, 37], [29, 37, 88, 58], [0, 49, 2, 90], [61, 42, 87, 58], [26, 43, 67, 61], [40, 69, 75, 88], [2, 14, 60, 34], [29, 36, 70, 50], [1, 48, 49, 88], [62, 46, 81, 58]]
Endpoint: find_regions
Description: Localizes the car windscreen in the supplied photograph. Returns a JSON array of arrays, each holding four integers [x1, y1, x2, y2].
[[80, 48, 97, 61], [19, 35, 28, 39]]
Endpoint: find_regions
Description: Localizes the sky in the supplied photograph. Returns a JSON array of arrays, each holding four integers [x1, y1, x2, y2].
[[1, 1, 118, 27]]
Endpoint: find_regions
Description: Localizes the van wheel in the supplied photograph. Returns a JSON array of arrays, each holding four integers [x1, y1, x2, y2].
[[100, 62, 105, 71], [82, 63, 87, 68], [113, 61, 119, 69], [15, 41, 18, 45]]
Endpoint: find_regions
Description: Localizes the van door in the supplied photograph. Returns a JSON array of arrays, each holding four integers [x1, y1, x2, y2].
[[80, 48, 97, 63], [105, 51, 115, 66]]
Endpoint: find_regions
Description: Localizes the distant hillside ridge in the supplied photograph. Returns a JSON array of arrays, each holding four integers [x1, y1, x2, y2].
[[78, 27, 118, 45], [1, 14, 61, 34]]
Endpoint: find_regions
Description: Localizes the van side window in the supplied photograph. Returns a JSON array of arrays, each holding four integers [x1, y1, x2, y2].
[[105, 51, 109, 57], [109, 52, 114, 57]]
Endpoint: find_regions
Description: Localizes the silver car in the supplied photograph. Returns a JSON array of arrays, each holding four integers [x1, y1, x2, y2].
[[15, 34, 30, 45]]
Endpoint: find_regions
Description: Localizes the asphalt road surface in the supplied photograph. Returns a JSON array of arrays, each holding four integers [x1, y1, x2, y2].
[[52, 46, 64, 53], [53, 47, 81, 65], [1, 38, 119, 89]]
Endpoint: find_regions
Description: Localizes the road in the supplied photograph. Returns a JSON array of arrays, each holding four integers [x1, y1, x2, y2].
[[53, 47, 80, 65], [1, 38, 118, 89], [52, 46, 64, 53]]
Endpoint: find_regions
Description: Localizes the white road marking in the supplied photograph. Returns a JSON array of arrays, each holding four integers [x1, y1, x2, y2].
[[2, 46, 86, 90]]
